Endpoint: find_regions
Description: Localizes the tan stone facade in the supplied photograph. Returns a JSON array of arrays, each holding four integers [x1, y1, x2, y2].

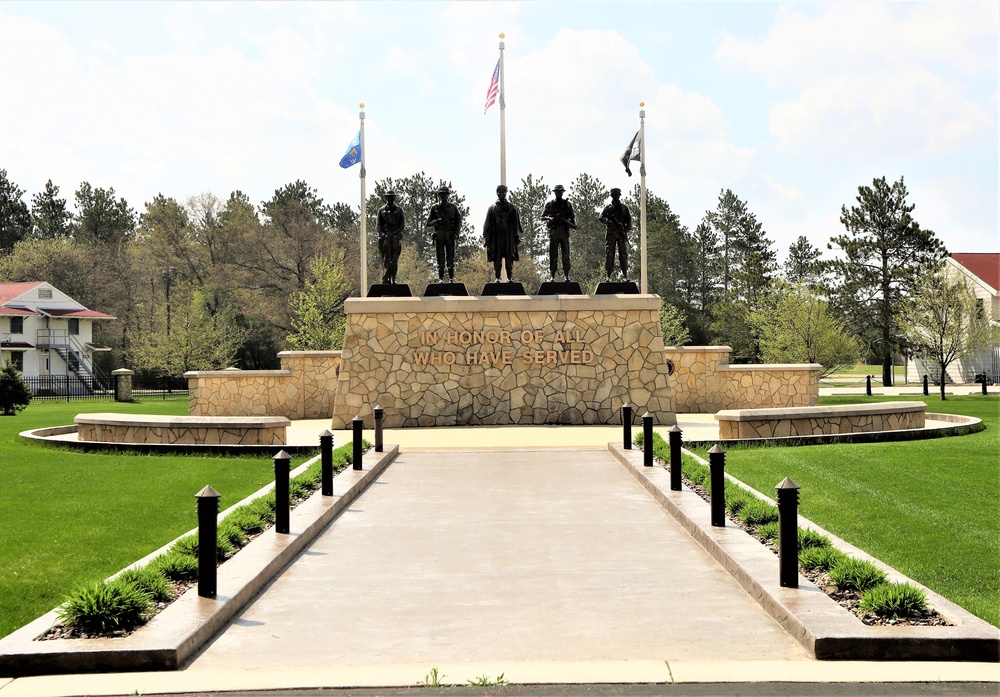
[[185, 296, 822, 427], [75, 414, 289, 446], [330, 295, 677, 428], [715, 402, 926, 440]]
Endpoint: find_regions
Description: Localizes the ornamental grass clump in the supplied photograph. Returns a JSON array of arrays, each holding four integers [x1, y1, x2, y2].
[[799, 546, 846, 572], [150, 551, 198, 582], [829, 557, 888, 592], [755, 521, 780, 541], [224, 506, 268, 535], [725, 486, 756, 515], [797, 527, 832, 550], [58, 579, 151, 634], [859, 582, 928, 618], [117, 566, 174, 603], [737, 499, 779, 526]]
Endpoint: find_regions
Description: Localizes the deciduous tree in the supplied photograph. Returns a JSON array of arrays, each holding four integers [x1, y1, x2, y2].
[[286, 254, 352, 351], [901, 264, 997, 400]]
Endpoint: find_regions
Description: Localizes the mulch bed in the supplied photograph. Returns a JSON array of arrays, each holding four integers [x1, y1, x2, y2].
[[674, 465, 951, 627]]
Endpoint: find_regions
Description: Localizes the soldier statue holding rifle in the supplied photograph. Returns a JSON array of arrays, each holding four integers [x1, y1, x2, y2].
[[599, 187, 633, 281], [425, 186, 462, 282], [541, 184, 577, 281]]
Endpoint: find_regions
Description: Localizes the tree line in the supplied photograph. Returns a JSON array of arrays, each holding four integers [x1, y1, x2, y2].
[[1, 167, 988, 385]]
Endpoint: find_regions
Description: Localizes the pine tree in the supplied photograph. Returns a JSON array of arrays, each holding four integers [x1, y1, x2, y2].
[[830, 176, 946, 386], [784, 235, 825, 286], [0, 169, 32, 252], [30, 179, 71, 240], [0, 362, 32, 416]]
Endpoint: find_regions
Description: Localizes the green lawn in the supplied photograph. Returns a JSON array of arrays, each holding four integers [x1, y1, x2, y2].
[[0, 398, 292, 638], [693, 395, 1000, 628]]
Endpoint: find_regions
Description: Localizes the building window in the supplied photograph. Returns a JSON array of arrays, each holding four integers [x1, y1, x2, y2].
[[10, 317, 23, 334], [69, 318, 80, 335], [38, 288, 53, 299], [10, 352, 23, 371]]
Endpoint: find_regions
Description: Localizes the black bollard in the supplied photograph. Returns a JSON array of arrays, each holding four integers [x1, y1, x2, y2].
[[352, 415, 364, 470], [320, 429, 334, 496], [373, 405, 384, 452], [776, 477, 801, 588], [274, 450, 291, 534], [668, 425, 683, 491], [195, 485, 221, 598], [983, 376, 989, 396], [642, 412, 654, 467], [621, 402, 633, 449], [923, 374, 929, 396], [708, 444, 726, 527], [865, 374, 872, 396]]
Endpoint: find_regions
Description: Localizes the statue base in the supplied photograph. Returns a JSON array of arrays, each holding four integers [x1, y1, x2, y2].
[[595, 281, 640, 295], [537, 281, 584, 295], [367, 283, 412, 298], [481, 281, 527, 296], [424, 282, 469, 297]]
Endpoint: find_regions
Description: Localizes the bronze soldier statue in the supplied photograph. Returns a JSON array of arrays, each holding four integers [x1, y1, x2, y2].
[[542, 184, 577, 281], [599, 187, 633, 281], [482, 184, 522, 282], [376, 190, 405, 284], [426, 186, 462, 282]]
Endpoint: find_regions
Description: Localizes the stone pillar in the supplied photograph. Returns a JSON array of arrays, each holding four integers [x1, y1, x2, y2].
[[112, 368, 134, 402]]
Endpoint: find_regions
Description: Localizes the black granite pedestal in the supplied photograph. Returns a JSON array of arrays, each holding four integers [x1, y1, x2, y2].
[[536, 281, 584, 295], [481, 282, 527, 296], [367, 283, 412, 298], [594, 281, 640, 295], [423, 282, 469, 297]]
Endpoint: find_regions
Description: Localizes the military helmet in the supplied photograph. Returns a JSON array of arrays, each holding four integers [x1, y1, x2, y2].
[[553, 184, 566, 192]]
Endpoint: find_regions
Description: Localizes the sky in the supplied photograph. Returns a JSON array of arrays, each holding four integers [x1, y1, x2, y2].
[[1, 1, 996, 261]]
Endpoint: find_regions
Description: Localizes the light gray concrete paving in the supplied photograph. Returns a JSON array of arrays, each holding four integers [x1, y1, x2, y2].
[[186, 448, 809, 670]]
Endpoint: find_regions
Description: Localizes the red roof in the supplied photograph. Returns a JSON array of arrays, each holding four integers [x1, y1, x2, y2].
[[39, 308, 116, 319], [0, 307, 36, 316], [952, 253, 1000, 291], [0, 282, 44, 304], [0, 341, 34, 349]]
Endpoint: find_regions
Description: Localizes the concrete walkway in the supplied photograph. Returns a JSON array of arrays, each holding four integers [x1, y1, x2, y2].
[[186, 448, 808, 669]]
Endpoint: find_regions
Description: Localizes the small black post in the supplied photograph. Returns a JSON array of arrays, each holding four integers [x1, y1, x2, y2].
[[865, 374, 872, 396], [352, 415, 364, 470], [776, 477, 801, 588], [642, 412, 654, 467], [983, 376, 989, 396], [195, 485, 221, 598], [373, 405, 384, 452], [923, 374, 929, 396], [320, 429, 334, 496], [621, 402, 633, 449], [708, 444, 726, 527], [668, 425, 683, 491], [274, 450, 291, 534]]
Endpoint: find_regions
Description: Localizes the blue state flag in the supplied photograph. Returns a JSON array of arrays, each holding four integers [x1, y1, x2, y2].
[[339, 131, 362, 168]]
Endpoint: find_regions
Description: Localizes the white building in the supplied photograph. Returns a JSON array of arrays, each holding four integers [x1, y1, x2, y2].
[[907, 253, 1000, 384], [0, 281, 115, 394]]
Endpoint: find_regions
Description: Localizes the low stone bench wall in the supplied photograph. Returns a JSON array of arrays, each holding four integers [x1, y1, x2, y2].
[[75, 414, 290, 446], [715, 402, 926, 440]]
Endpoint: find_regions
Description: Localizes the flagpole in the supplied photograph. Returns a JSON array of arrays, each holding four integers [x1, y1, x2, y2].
[[359, 103, 367, 296], [639, 102, 647, 294], [498, 33, 507, 188]]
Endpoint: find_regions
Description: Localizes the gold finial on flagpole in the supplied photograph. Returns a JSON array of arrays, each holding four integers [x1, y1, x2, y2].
[[640, 101, 644, 107], [360, 102, 365, 108], [499, 32, 505, 39]]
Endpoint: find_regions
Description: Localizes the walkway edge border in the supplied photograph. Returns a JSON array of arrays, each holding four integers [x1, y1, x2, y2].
[[609, 443, 1000, 662], [0, 446, 400, 677]]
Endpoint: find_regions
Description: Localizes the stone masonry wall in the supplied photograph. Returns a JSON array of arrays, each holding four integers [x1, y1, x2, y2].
[[76, 421, 287, 446], [717, 404, 925, 440], [330, 295, 676, 428]]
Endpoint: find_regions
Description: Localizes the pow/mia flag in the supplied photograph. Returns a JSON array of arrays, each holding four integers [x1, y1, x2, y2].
[[620, 130, 643, 177]]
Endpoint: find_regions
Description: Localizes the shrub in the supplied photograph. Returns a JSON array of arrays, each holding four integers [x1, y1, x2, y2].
[[117, 566, 174, 603], [799, 546, 846, 572], [150, 552, 198, 582], [829, 557, 888, 591], [755, 521, 780, 541], [58, 579, 151, 633], [737, 499, 779, 526], [0, 361, 32, 416], [797, 528, 832, 550], [859, 582, 928, 618]]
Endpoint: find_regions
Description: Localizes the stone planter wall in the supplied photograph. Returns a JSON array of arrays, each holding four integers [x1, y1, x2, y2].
[[715, 402, 926, 440], [75, 414, 290, 446]]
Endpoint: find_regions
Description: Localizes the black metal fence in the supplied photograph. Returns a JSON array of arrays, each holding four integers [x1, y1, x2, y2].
[[132, 375, 188, 399], [23, 374, 188, 401]]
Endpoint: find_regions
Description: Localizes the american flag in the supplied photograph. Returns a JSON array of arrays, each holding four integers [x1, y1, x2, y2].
[[484, 58, 500, 114]]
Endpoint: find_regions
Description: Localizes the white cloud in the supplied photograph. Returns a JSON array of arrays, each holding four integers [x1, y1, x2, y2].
[[717, 2, 998, 156]]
